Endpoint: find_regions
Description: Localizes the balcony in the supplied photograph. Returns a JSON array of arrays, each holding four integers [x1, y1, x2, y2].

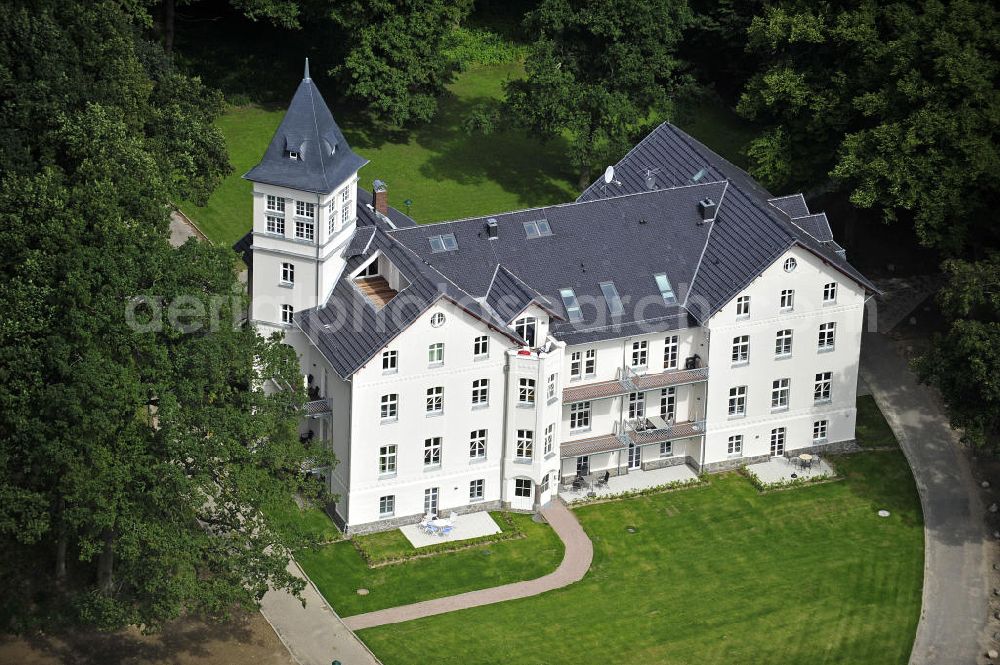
[[562, 365, 709, 404], [559, 418, 705, 459], [303, 398, 332, 417]]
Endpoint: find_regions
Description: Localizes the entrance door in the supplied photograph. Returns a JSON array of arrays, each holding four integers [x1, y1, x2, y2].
[[512, 478, 533, 511], [628, 442, 641, 470], [770, 428, 786, 456], [424, 487, 439, 516]]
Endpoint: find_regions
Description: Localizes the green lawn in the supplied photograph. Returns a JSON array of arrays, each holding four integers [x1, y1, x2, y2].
[[179, 63, 757, 247], [297, 511, 563, 617], [359, 452, 923, 665], [262, 493, 340, 545], [856, 395, 899, 449]]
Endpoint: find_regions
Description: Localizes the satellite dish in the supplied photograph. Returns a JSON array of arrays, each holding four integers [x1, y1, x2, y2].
[[603, 166, 615, 184]]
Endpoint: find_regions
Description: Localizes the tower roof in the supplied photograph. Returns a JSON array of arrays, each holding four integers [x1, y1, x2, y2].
[[243, 59, 368, 194]]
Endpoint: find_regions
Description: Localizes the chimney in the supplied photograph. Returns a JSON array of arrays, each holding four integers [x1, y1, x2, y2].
[[373, 179, 388, 215], [486, 218, 499, 239], [698, 198, 717, 223]]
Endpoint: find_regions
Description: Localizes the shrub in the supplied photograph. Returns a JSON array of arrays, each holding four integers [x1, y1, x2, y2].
[[443, 28, 527, 70]]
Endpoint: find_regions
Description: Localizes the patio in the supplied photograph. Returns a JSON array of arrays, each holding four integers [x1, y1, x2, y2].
[[744, 455, 836, 487], [560, 464, 699, 503], [399, 511, 501, 548]]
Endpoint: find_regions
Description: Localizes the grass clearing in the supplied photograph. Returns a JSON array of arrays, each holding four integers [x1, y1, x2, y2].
[[262, 493, 340, 545], [297, 512, 563, 617], [358, 452, 922, 665], [856, 395, 899, 449]]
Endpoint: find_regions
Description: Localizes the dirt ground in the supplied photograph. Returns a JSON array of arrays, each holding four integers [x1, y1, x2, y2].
[[0, 611, 294, 665]]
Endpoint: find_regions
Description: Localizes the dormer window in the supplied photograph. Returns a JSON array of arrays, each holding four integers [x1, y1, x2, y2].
[[654, 273, 676, 304], [599, 281, 624, 316], [287, 150, 299, 160], [514, 316, 537, 347], [523, 219, 552, 238], [559, 288, 583, 322], [429, 233, 458, 253]]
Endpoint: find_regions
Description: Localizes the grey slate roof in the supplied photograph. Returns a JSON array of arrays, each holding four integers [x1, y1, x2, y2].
[[243, 65, 368, 194], [388, 182, 727, 343], [578, 123, 876, 320], [768, 194, 810, 219], [484, 265, 562, 323], [790, 213, 834, 243]]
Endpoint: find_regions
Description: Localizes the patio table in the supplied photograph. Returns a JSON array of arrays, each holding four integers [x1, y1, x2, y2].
[[430, 518, 452, 528]]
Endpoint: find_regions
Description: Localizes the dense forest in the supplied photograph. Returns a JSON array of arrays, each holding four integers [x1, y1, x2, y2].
[[0, 0, 997, 633]]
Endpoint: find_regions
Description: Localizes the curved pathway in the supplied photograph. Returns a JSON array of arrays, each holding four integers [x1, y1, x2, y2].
[[860, 332, 989, 665], [343, 499, 593, 630]]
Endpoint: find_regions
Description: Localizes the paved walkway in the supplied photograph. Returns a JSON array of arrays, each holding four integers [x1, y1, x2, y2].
[[343, 499, 593, 631], [860, 332, 989, 665], [168, 210, 207, 247], [259, 559, 383, 665]]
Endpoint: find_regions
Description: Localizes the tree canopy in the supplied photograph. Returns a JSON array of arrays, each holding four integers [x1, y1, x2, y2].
[[498, 0, 695, 187], [0, 0, 327, 631], [737, 0, 999, 255]]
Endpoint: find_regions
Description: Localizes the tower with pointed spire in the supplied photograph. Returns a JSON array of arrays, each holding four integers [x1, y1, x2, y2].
[[243, 59, 368, 335]]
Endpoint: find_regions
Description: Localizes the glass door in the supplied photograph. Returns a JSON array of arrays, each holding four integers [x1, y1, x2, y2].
[[424, 487, 439, 516], [628, 442, 641, 470]]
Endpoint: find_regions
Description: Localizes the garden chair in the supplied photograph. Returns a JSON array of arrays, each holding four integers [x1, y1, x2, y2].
[[595, 471, 610, 489], [571, 476, 586, 492], [439, 525, 454, 538]]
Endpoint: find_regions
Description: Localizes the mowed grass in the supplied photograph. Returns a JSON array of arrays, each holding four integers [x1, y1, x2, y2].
[[856, 395, 900, 449], [178, 62, 758, 246], [359, 452, 922, 665], [297, 512, 563, 617]]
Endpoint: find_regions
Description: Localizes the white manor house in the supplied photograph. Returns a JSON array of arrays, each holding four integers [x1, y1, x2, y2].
[[238, 64, 876, 534]]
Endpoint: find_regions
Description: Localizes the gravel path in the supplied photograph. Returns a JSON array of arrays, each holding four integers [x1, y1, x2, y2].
[[343, 500, 593, 631], [861, 332, 990, 664]]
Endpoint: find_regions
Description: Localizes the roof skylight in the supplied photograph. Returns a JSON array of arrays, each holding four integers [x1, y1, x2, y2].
[[429, 233, 458, 253], [523, 219, 552, 239], [654, 273, 677, 304], [599, 281, 624, 316], [559, 288, 583, 322]]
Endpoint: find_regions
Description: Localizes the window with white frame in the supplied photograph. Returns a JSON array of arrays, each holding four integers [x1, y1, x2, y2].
[[727, 434, 743, 455], [518, 378, 536, 405], [780, 289, 795, 310], [474, 335, 489, 358], [770, 427, 786, 455], [382, 350, 397, 372], [266, 195, 285, 213], [514, 478, 532, 498], [546, 373, 557, 401], [380, 393, 397, 420], [428, 342, 444, 365], [281, 304, 293, 325], [470, 479, 485, 501], [379, 495, 395, 517], [728, 386, 747, 416], [818, 322, 836, 350], [426, 386, 443, 414], [783, 257, 798, 272], [471, 378, 489, 406], [584, 349, 596, 376], [358, 261, 378, 277], [664, 335, 679, 369], [771, 378, 790, 410], [570, 402, 591, 430], [295, 218, 314, 241], [280, 262, 294, 285], [544, 424, 554, 455], [341, 198, 350, 225], [424, 487, 439, 515], [469, 429, 486, 459], [266, 215, 285, 235], [660, 441, 673, 457], [341, 188, 350, 204], [328, 208, 336, 234], [540, 473, 550, 493], [731, 335, 750, 364], [736, 295, 750, 318], [654, 273, 677, 304], [430, 312, 445, 327], [660, 387, 676, 421], [378, 445, 397, 474], [823, 282, 838, 304], [631, 340, 648, 368], [515, 429, 533, 459], [813, 419, 828, 442], [775, 329, 793, 356], [295, 200, 315, 218], [570, 351, 582, 379], [628, 392, 645, 419], [424, 437, 442, 466], [814, 372, 832, 402], [576, 455, 590, 475], [514, 316, 538, 347]]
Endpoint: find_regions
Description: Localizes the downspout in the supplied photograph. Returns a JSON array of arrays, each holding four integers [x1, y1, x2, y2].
[[315, 193, 322, 310], [499, 356, 511, 509], [699, 329, 710, 473], [620, 337, 629, 474]]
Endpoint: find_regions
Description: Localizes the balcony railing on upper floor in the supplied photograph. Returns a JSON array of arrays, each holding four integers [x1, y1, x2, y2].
[[559, 417, 706, 458], [562, 364, 709, 404], [303, 398, 332, 417]]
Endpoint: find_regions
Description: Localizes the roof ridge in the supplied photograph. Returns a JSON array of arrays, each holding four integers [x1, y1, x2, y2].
[[682, 180, 728, 314]]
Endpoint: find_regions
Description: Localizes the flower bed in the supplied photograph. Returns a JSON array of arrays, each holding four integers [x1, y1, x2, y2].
[[568, 477, 706, 507]]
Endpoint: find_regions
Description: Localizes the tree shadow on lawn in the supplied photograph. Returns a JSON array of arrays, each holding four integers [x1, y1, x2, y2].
[[415, 92, 578, 210]]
